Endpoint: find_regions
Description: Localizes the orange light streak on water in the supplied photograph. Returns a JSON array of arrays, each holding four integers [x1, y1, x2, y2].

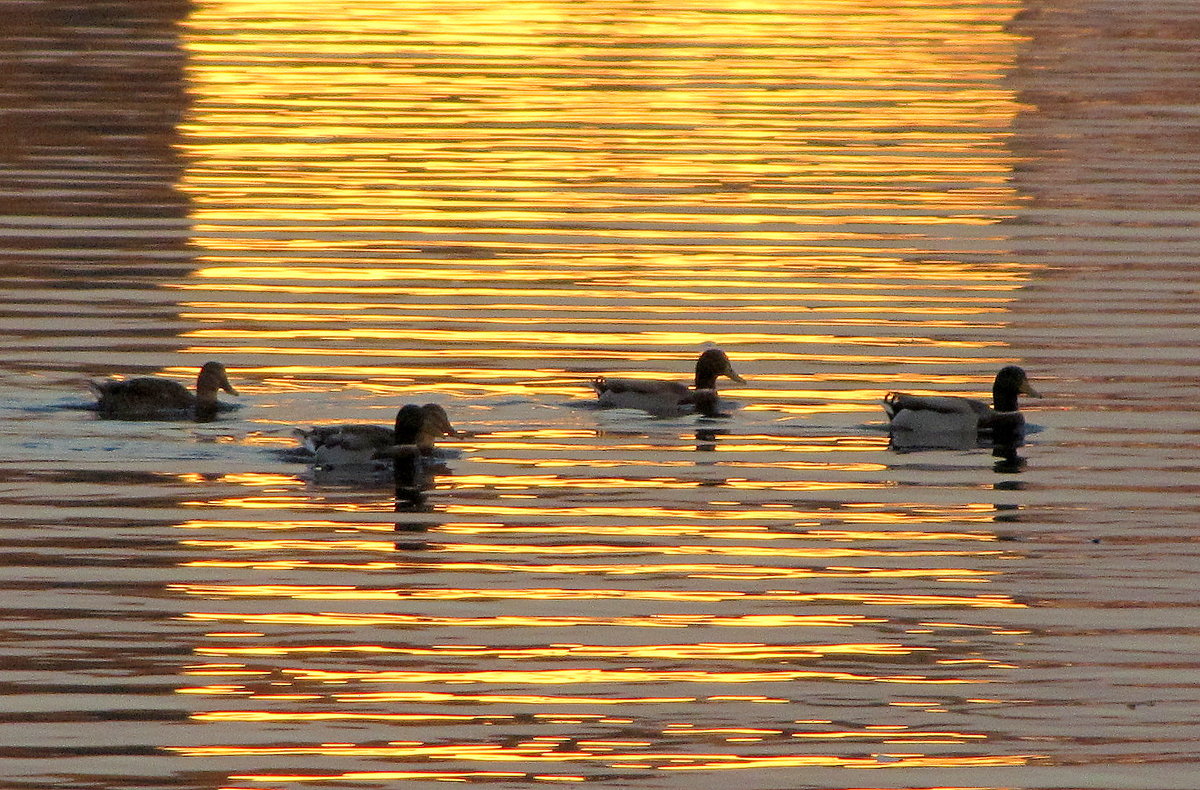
[[193, 643, 929, 661], [180, 560, 998, 581], [243, 667, 981, 687], [170, 584, 1021, 608], [180, 612, 886, 629]]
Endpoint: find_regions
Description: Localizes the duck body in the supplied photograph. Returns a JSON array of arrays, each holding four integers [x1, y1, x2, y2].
[[883, 365, 1040, 441], [592, 348, 744, 417], [295, 403, 457, 469], [295, 423, 395, 468], [89, 361, 238, 420]]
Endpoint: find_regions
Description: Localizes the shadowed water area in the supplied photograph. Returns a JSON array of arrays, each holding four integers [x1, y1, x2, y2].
[[1, 1, 1199, 788]]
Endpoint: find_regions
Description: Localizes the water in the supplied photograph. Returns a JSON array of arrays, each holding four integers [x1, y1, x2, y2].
[[1, 1, 1199, 788]]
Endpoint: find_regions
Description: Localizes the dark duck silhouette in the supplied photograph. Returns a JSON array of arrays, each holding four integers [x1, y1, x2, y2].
[[294, 403, 457, 469], [591, 348, 744, 417], [883, 365, 1041, 438], [88, 361, 238, 420]]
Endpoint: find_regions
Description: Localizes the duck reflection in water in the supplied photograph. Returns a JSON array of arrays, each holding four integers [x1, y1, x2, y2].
[[375, 405, 434, 508], [385, 443, 436, 543], [990, 419, 1028, 474], [370, 405, 457, 543], [692, 390, 732, 453], [989, 418, 1029, 526]]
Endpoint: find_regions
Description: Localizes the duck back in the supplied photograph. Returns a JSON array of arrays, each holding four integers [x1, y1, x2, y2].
[[91, 377, 195, 416]]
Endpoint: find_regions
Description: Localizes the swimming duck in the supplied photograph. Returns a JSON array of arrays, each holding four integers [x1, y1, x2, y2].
[[294, 403, 458, 468], [89, 360, 238, 420], [883, 365, 1041, 435], [592, 348, 744, 417]]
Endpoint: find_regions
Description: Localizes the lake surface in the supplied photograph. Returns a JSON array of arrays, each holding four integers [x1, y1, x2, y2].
[[1, 1, 1199, 788]]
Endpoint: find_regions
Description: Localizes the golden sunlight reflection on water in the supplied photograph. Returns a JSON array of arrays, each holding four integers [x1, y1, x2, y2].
[[3, 0, 1200, 789]]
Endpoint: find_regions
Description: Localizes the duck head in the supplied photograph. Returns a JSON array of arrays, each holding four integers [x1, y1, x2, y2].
[[993, 365, 1040, 412], [694, 348, 745, 389], [196, 361, 238, 402], [393, 403, 427, 445], [419, 403, 459, 438]]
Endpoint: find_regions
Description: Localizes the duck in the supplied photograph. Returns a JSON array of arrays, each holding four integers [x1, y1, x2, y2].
[[591, 348, 744, 417], [294, 403, 458, 468], [89, 361, 238, 420], [883, 365, 1041, 436]]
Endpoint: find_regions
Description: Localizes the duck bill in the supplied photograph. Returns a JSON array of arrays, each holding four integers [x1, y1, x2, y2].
[[432, 414, 459, 437], [726, 369, 746, 384], [1019, 380, 1040, 398], [221, 375, 239, 396]]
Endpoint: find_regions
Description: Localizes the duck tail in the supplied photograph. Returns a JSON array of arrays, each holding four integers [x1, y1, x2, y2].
[[292, 427, 321, 453], [881, 391, 900, 418], [590, 376, 607, 395]]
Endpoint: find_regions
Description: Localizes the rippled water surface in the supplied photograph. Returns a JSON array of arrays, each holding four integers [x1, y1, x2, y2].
[[2, 1, 1199, 788]]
